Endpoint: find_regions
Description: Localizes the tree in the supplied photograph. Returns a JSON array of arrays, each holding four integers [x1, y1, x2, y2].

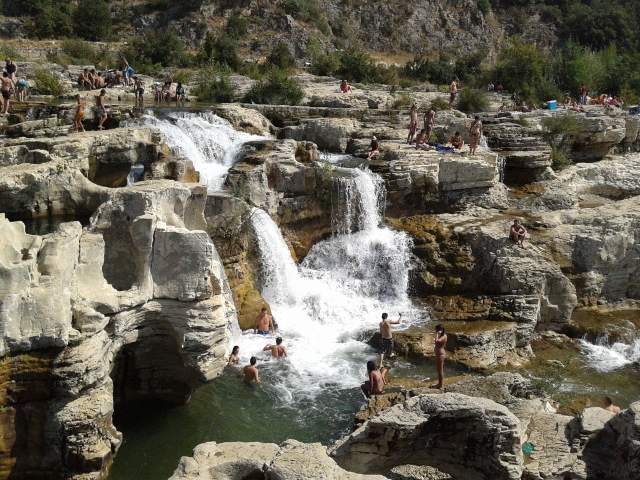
[[73, 0, 112, 41]]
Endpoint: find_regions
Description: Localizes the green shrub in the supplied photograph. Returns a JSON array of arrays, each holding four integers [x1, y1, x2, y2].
[[268, 42, 296, 70], [391, 94, 413, 110], [226, 14, 248, 39], [457, 88, 489, 113], [494, 39, 548, 102], [124, 31, 190, 72], [33, 68, 64, 96], [550, 146, 571, 171], [0, 44, 22, 61], [311, 52, 341, 77], [243, 69, 304, 105], [60, 38, 98, 63], [478, 0, 490, 15], [193, 66, 235, 103], [541, 114, 581, 171], [73, 0, 111, 41], [430, 97, 450, 111], [337, 48, 396, 84], [29, 1, 74, 38], [169, 69, 193, 84], [199, 33, 240, 70], [238, 62, 264, 80]]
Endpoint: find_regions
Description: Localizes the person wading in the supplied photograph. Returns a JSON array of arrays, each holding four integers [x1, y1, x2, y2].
[[263, 337, 287, 358]]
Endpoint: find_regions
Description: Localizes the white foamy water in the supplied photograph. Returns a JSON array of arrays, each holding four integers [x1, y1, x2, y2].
[[580, 336, 640, 372], [238, 168, 418, 400], [141, 111, 263, 191]]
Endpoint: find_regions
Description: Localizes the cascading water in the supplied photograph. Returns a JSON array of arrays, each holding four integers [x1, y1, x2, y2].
[[579, 335, 640, 372], [140, 111, 263, 191], [241, 167, 415, 400]]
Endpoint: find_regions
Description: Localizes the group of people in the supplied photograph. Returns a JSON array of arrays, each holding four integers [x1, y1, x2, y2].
[[1, 59, 28, 115], [406, 104, 483, 155], [362, 313, 448, 397], [227, 308, 287, 385]]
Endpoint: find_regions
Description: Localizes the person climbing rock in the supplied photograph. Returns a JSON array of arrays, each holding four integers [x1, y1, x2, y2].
[[379, 312, 401, 361], [362, 360, 388, 397], [255, 307, 274, 335], [228, 345, 240, 366], [509, 219, 527, 247], [243, 356, 260, 384], [263, 337, 287, 358], [432, 324, 447, 389]]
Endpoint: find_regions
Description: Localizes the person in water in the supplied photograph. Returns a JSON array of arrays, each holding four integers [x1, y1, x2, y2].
[[263, 337, 287, 358], [432, 324, 447, 389], [603, 396, 621, 415], [243, 356, 260, 384], [362, 360, 388, 397], [255, 307, 274, 335], [510, 219, 527, 248], [228, 345, 240, 366], [379, 312, 401, 360]]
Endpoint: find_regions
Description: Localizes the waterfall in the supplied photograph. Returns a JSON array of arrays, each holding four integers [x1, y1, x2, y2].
[[244, 168, 414, 398], [140, 111, 264, 191], [579, 335, 640, 372], [126, 163, 144, 186]]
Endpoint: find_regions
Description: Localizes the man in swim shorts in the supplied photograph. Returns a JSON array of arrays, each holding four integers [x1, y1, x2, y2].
[[255, 307, 274, 335]]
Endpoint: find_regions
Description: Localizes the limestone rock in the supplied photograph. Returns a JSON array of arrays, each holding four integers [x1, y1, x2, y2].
[[331, 393, 523, 480], [214, 104, 274, 136], [282, 118, 360, 152]]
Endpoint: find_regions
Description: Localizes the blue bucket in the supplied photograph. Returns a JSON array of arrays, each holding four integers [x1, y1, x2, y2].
[[547, 100, 557, 110]]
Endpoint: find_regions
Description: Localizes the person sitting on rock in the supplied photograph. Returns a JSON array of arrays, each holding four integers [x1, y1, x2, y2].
[[243, 356, 260, 384], [603, 396, 621, 414], [263, 337, 287, 358], [78, 68, 92, 90], [255, 307, 274, 335], [449, 131, 464, 150], [340, 79, 352, 93], [361, 360, 388, 397], [367, 136, 380, 160], [94, 71, 106, 89], [414, 129, 431, 150], [509, 219, 527, 247], [228, 345, 240, 366]]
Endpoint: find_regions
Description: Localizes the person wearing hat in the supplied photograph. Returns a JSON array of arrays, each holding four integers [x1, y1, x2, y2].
[[367, 135, 379, 159]]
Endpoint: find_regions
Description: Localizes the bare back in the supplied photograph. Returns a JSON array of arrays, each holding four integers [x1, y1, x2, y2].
[[380, 320, 392, 339], [243, 365, 259, 383]]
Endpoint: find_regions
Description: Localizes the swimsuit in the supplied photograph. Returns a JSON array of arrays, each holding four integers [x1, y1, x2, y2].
[[1, 90, 10, 99], [381, 337, 393, 356], [257, 330, 269, 335]]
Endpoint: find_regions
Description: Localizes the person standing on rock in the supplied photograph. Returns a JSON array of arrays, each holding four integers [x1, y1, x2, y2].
[[449, 80, 458, 106], [263, 337, 287, 358], [362, 360, 388, 397], [243, 356, 260, 384], [424, 108, 435, 142], [469, 115, 482, 155], [95, 89, 108, 130], [0, 72, 15, 115], [432, 324, 447, 389], [509, 219, 527, 248], [407, 104, 418, 144], [379, 312, 401, 362], [255, 307, 274, 335], [73, 94, 85, 133], [5, 59, 17, 81]]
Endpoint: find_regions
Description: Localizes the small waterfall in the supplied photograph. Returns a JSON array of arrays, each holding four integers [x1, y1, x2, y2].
[[497, 155, 506, 183], [126, 163, 144, 186], [246, 168, 414, 397], [331, 168, 384, 234], [140, 111, 263, 191], [579, 335, 640, 372]]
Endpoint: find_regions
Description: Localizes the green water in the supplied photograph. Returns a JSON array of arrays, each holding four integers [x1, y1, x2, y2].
[[109, 355, 445, 480]]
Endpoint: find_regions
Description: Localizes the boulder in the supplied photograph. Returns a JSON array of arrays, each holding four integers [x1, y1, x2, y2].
[[282, 117, 360, 152], [331, 393, 523, 480], [214, 104, 274, 136]]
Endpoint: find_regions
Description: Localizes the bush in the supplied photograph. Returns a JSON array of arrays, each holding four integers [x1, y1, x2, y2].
[[60, 38, 98, 63], [73, 0, 111, 41], [225, 14, 248, 39], [243, 69, 304, 105], [311, 51, 341, 77], [494, 39, 548, 101], [391, 93, 413, 110], [430, 97, 450, 111], [541, 114, 581, 171], [199, 33, 240, 70], [193, 66, 235, 103], [478, 0, 491, 15], [337, 48, 396, 84], [30, 1, 74, 38], [124, 31, 190, 72], [33, 68, 64, 96], [170, 69, 193, 85], [550, 146, 571, 171], [268, 42, 296, 70], [457, 88, 489, 112]]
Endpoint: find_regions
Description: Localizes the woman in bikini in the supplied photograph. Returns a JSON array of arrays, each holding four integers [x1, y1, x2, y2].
[[469, 115, 482, 155], [73, 94, 85, 133], [433, 324, 447, 389]]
